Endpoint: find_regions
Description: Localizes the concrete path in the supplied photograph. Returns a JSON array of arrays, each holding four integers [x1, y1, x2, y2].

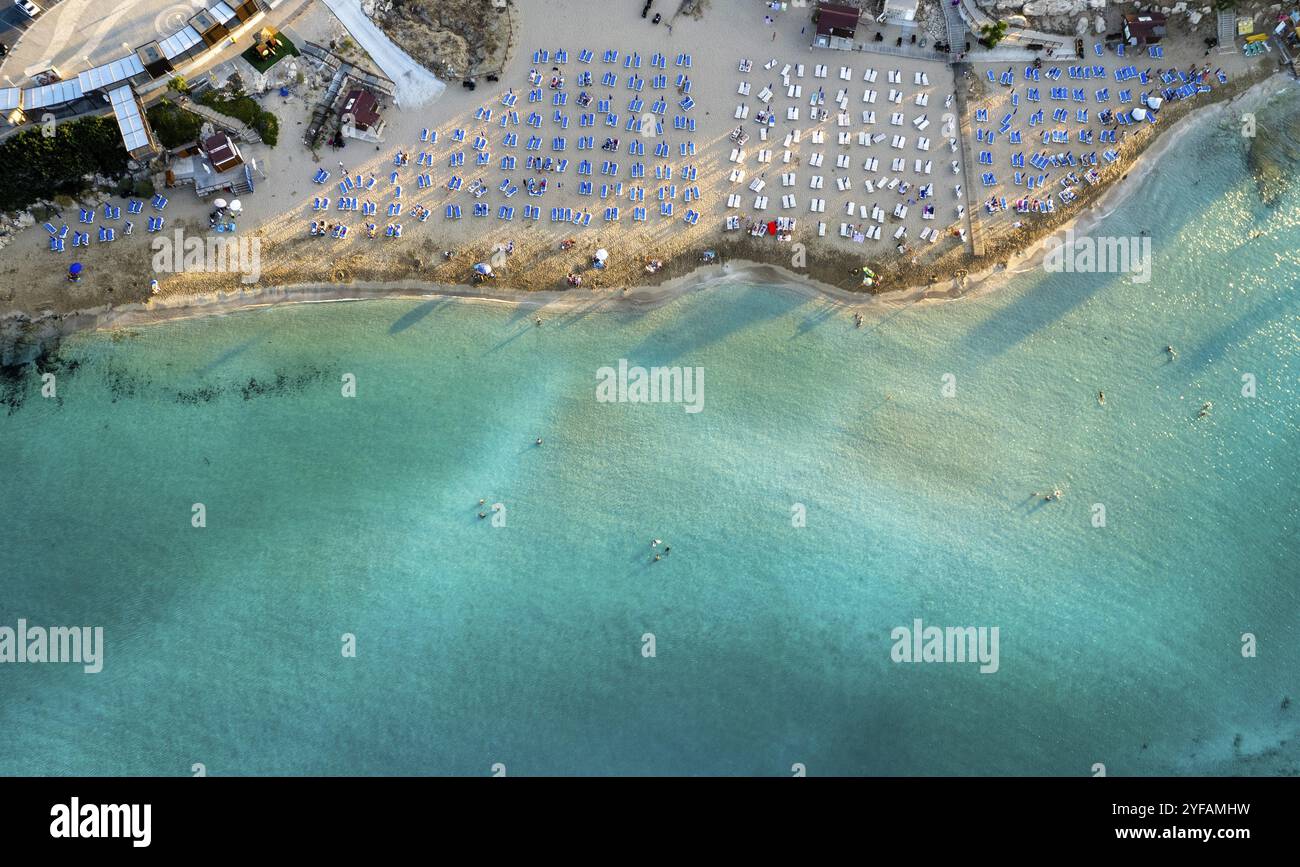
[[319, 0, 445, 109]]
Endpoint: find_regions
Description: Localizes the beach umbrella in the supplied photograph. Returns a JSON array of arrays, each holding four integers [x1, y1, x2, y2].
[[213, 198, 228, 209], [229, 199, 243, 214], [1146, 96, 1162, 110], [474, 262, 493, 275], [69, 262, 83, 276], [594, 248, 609, 262], [1131, 107, 1148, 121]]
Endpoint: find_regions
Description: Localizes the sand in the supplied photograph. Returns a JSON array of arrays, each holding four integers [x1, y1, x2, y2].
[[0, 0, 1287, 338]]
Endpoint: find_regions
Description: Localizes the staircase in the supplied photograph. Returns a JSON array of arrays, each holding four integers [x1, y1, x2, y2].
[[178, 97, 263, 144], [942, 0, 969, 60], [196, 164, 255, 197], [1217, 11, 1238, 54]]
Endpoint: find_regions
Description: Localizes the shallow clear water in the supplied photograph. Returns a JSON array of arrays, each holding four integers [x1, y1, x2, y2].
[[1, 94, 1297, 776]]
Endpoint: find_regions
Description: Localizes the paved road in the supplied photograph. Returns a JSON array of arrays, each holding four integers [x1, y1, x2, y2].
[[0, 0, 66, 60]]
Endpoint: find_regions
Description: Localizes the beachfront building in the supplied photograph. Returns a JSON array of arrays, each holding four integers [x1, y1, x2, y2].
[[168, 135, 256, 198], [78, 55, 151, 97], [0, 88, 22, 126], [190, 8, 232, 48], [204, 132, 244, 173], [135, 42, 175, 80], [108, 86, 160, 161], [881, 0, 919, 27], [811, 2, 861, 51], [159, 24, 208, 65], [22, 78, 89, 120], [339, 88, 386, 142], [229, 0, 262, 22], [1123, 13, 1168, 47]]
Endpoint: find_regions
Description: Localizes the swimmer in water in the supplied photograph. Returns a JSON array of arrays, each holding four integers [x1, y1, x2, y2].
[[1165, 345, 1177, 360], [653, 554, 661, 562], [652, 539, 662, 547], [536, 437, 543, 445], [1198, 401, 1212, 418], [478, 512, 487, 519], [1098, 391, 1105, 405]]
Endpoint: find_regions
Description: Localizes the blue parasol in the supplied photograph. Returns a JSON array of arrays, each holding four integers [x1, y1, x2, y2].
[[69, 262, 83, 275]]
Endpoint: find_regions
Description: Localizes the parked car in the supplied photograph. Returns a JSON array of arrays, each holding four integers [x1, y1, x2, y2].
[[14, 0, 43, 19]]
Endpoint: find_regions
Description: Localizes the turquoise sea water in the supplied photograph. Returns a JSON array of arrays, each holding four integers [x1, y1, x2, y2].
[[2, 97, 1297, 776]]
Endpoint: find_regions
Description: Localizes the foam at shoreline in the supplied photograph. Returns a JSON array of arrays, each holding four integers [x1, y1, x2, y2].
[[2, 73, 1294, 368]]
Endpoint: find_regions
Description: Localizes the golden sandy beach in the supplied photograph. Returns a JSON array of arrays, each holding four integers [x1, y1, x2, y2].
[[0, 0, 1284, 336]]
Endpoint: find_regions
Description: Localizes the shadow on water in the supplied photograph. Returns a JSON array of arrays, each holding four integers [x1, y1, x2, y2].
[[622, 283, 809, 364], [389, 299, 452, 335], [952, 270, 1110, 366], [790, 300, 841, 339], [197, 337, 262, 375], [485, 324, 536, 354], [1180, 290, 1299, 375]]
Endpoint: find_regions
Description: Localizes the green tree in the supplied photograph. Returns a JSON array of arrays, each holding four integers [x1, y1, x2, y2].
[[980, 21, 1009, 49], [0, 117, 130, 212]]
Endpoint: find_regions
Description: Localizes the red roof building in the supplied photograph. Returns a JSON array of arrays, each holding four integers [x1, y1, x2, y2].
[[340, 89, 382, 131], [204, 132, 243, 173]]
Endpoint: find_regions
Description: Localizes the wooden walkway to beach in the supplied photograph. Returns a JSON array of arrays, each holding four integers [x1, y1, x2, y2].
[[177, 97, 262, 145], [950, 63, 982, 258]]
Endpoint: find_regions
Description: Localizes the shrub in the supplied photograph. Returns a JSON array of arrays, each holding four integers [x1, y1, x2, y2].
[[197, 89, 280, 146], [0, 117, 129, 212], [146, 100, 205, 149]]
